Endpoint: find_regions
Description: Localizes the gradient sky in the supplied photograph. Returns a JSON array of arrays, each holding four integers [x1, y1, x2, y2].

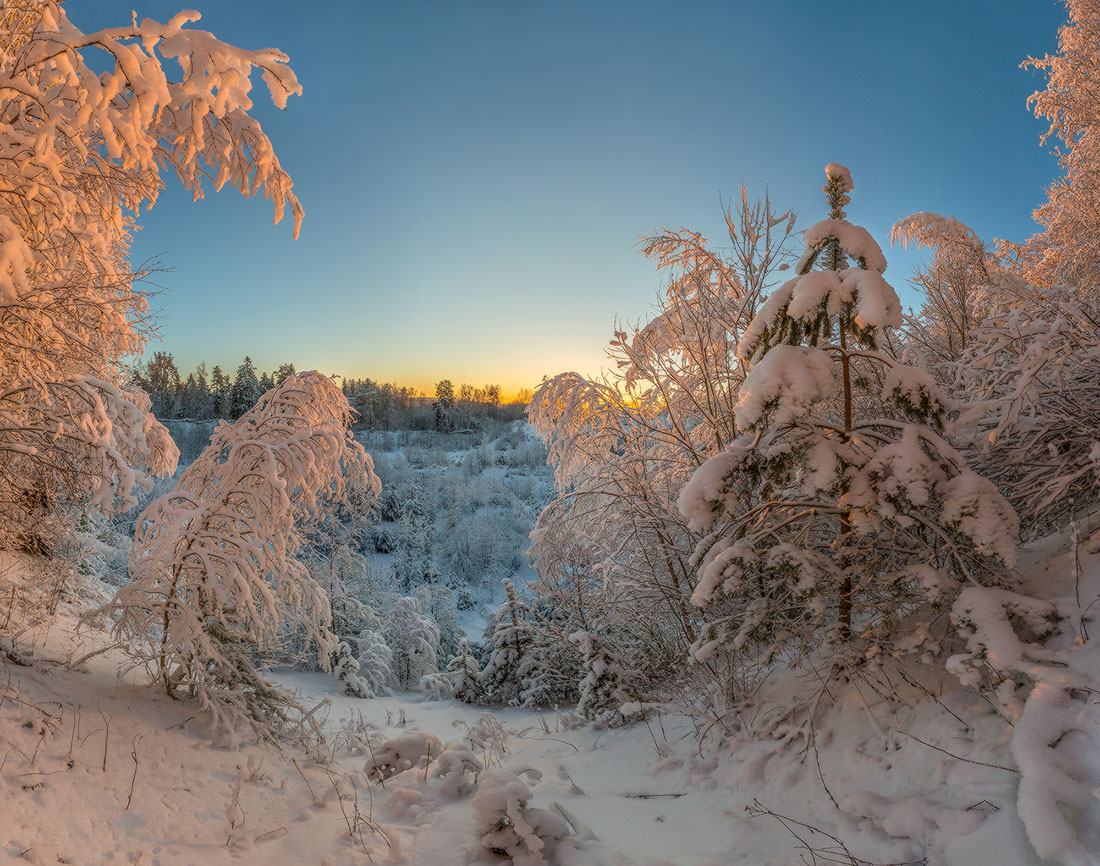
[[72, 0, 1067, 396]]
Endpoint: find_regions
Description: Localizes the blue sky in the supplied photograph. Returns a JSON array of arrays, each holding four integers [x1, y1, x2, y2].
[[73, 1, 1067, 395]]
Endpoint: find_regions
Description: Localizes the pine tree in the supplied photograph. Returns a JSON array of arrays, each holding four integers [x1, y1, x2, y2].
[[230, 356, 263, 419], [680, 164, 1018, 671]]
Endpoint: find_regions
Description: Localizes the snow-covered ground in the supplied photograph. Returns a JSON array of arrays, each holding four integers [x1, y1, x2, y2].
[[4, 519, 1100, 865]]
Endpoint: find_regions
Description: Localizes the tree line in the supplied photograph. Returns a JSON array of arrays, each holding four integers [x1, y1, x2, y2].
[[130, 353, 532, 429]]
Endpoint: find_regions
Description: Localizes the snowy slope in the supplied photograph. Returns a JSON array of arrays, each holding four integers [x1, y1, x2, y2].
[[4, 522, 1100, 865]]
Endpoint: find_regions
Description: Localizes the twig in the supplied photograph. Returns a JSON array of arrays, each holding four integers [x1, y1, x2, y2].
[[255, 826, 287, 843], [292, 758, 318, 803], [126, 734, 142, 810], [896, 730, 1018, 773]]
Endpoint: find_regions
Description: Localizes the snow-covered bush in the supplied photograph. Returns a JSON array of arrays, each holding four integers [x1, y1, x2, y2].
[[682, 164, 1018, 672], [419, 672, 454, 702], [952, 283, 1100, 535], [432, 743, 483, 798], [97, 373, 377, 742], [473, 768, 570, 866], [364, 730, 444, 782], [948, 585, 1098, 866]]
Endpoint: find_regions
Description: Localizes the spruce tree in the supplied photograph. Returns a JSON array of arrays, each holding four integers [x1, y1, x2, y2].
[[680, 164, 1018, 670], [230, 356, 262, 419], [211, 365, 231, 419], [447, 637, 482, 703], [481, 578, 538, 705]]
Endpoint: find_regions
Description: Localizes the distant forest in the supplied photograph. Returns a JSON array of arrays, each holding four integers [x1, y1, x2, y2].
[[131, 351, 532, 429]]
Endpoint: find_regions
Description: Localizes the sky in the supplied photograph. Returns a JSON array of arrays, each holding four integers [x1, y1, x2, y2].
[[72, 0, 1068, 397]]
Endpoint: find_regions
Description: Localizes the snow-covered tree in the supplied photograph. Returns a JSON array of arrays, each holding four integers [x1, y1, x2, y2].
[[334, 640, 371, 698], [482, 578, 540, 705], [356, 609, 397, 698], [1019, 0, 1100, 296], [570, 630, 634, 724], [951, 282, 1100, 534], [446, 637, 482, 703], [679, 164, 1018, 671], [528, 187, 797, 687], [97, 372, 376, 741], [384, 596, 441, 690], [890, 212, 1000, 364], [0, 3, 301, 571]]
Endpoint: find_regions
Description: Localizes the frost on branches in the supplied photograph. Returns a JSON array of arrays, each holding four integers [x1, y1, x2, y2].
[[680, 164, 1018, 673], [527, 188, 797, 696], [96, 373, 378, 742], [0, 4, 302, 578]]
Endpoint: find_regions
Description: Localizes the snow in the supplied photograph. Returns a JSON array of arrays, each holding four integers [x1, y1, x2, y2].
[[796, 219, 888, 274], [734, 344, 835, 429], [825, 162, 854, 192], [7, 526, 1100, 866]]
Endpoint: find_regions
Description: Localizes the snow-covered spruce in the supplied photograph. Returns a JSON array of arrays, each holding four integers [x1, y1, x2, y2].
[[680, 164, 1018, 671], [447, 637, 484, 703], [481, 578, 540, 705], [94, 372, 378, 743], [333, 640, 371, 698], [569, 630, 637, 725]]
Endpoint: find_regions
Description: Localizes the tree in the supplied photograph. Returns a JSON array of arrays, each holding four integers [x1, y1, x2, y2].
[[97, 372, 376, 741], [384, 596, 441, 690], [274, 362, 297, 386], [481, 578, 539, 705], [181, 363, 213, 419], [0, 3, 302, 569], [890, 213, 998, 364], [447, 637, 482, 703], [1019, 0, 1100, 296], [334, 640, 371, 698], [433, 379, 455, 431], [680, 164, 1018, 672], [528, 185, 797, 687], [230, 356, 262, 419], [570, 630, 634, 724], [146, 351, 182, 419], [210, 366, 232, 419]]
